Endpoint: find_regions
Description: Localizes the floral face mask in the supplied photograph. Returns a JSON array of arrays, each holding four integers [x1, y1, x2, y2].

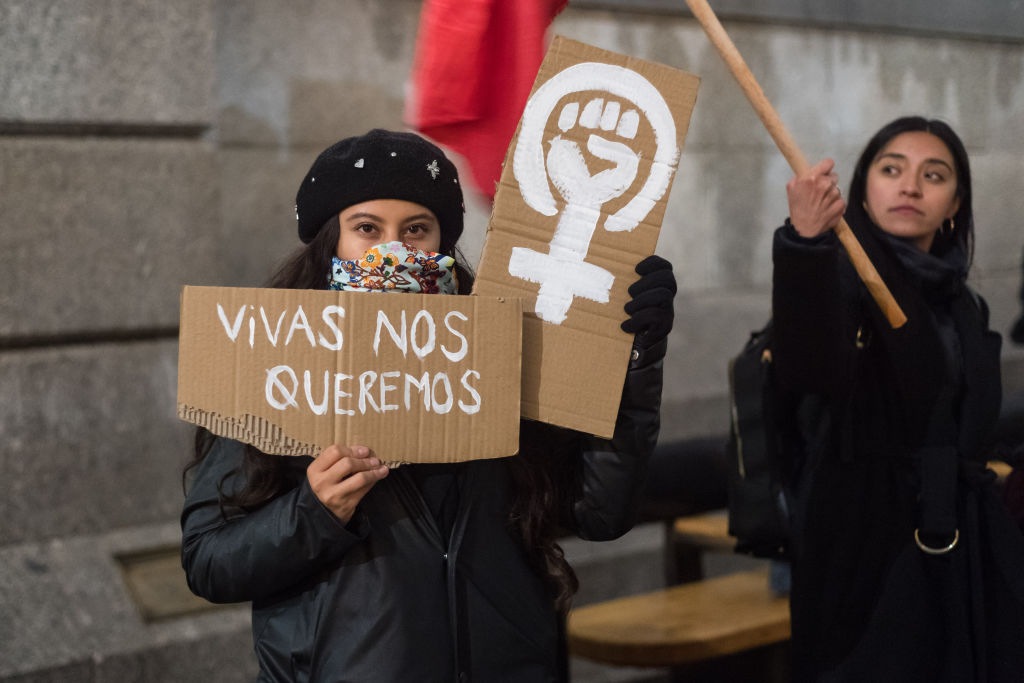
[[328, 241, 458, 295]]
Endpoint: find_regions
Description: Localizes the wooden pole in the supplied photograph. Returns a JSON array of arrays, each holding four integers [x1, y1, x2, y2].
[[685, 0, 907, 328]]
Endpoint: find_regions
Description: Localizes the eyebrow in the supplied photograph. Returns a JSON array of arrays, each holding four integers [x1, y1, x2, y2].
[[342, 212, 437, 223], [876, 152, 954, 172]]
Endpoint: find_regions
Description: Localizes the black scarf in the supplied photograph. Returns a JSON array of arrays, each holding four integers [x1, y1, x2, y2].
[[880, 230, 968, 305]]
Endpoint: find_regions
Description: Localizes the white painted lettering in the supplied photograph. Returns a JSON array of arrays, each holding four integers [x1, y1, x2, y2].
[[358, 371, 380, 414], [265, 365, 300, 410], [318, 305, 345, 351], [431, 373, 454, 414], [379, 371, 400, 411], [216, 304, 246, 342], [285, 306, 316, 347], [374, 310, 407, 357], [303, 370, 330, 415], [260, 307, 287, 347], [410, 310, 436, 359], [458, 370, 482, 414], [441, 311, 469, 362], [333, 372, 354, 416], [405, 372, 431, 411]]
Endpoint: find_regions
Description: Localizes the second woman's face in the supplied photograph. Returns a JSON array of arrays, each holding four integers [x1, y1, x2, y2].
[[336, 199, 442, 260], [863, 131, 961, 252]]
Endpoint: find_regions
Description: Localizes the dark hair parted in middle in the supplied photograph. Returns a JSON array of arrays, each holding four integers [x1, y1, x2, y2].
[[846, 116, 974, 264]]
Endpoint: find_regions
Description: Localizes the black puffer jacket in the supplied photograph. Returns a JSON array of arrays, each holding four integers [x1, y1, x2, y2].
[[181, 341, 664, 683]]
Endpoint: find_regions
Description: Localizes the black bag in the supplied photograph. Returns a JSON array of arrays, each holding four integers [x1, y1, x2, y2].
[[726, 320, 797, 559]]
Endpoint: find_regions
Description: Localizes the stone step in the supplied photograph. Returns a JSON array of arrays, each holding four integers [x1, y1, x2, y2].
[[0, 522, 253, 682]]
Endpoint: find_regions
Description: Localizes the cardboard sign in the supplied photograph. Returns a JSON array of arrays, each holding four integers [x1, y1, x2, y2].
[[177, 286, 522, 463], [472, 36, 700, 437]]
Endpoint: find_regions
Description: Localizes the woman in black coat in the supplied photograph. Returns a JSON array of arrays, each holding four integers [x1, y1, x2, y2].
[[180, 129, 675, 682], [773, 116, 1024, 682]]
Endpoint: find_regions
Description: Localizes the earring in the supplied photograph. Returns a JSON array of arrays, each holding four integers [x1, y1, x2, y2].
[[942, 218, 956, 235]]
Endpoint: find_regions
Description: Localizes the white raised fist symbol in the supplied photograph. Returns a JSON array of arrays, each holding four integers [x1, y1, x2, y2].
[[510, 62, 678, 324], [546, 98, 641, 208]]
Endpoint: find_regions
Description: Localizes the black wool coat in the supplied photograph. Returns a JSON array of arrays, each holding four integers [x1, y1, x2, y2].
[[181, 342, 665, 683], [772, 218, 1024, 683]]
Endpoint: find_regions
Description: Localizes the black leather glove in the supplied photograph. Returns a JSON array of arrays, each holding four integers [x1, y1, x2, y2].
[[621, 255, 676, 349]]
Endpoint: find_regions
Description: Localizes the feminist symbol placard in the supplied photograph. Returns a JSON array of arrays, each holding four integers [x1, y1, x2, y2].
[[473, 36, 699, 436], [510, 62, 680, 324]]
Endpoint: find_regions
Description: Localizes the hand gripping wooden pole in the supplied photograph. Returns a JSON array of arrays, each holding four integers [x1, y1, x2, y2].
[[685, 0, 907, 328]]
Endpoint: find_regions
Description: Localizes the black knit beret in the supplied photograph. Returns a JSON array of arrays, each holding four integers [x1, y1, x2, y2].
[[295, 129, 465, 246]]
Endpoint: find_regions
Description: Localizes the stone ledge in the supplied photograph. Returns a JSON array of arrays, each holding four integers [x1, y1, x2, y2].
[[0, 522, 254, 682], [0, 522, 671, 683]]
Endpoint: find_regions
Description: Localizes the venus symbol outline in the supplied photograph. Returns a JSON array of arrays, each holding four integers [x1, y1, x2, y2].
[[510, 62, 678, 324]]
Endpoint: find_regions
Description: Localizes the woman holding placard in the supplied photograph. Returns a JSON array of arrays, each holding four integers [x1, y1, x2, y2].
[[773, 116, 1024, 681], [181, 129, 675, 682]]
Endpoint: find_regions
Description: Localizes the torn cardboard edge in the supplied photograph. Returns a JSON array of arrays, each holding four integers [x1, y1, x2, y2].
[[178, 405, 319, 457]]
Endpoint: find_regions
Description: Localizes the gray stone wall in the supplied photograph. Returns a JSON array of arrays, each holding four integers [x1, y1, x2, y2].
[[0, 1, 255, 680], [1, 1, 1021, 681]]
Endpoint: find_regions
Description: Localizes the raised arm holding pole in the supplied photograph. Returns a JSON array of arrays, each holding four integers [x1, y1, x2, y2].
[[685, 0, 907, 328]]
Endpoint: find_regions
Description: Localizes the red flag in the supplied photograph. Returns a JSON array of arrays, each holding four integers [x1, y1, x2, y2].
[[406, 0, 568, 202]]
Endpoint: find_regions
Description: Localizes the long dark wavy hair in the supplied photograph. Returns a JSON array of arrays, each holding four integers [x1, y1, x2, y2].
[[183, 217, 580, 611], [845, 115, 974, 267]]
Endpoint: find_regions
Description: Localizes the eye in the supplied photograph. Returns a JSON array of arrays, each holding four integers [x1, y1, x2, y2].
[[354, 222, 378, 234], [924, 169, 949, 183], [405, 223, 430, 236], [879, 164, 900, 176]]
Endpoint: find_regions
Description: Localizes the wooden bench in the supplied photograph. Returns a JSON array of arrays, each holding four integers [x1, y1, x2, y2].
[[665, 510, 735, 584], [672, 510, 734, 550], [568, 566, 790, 668]]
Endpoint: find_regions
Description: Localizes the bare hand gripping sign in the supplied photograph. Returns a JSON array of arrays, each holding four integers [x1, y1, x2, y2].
[[177, 286, 522, 463], [474, 37, 699, 437]]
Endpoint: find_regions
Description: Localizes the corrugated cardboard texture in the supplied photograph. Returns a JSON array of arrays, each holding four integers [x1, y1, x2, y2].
[[177, 286, 522, 463], [473, 36, 700, 437]]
